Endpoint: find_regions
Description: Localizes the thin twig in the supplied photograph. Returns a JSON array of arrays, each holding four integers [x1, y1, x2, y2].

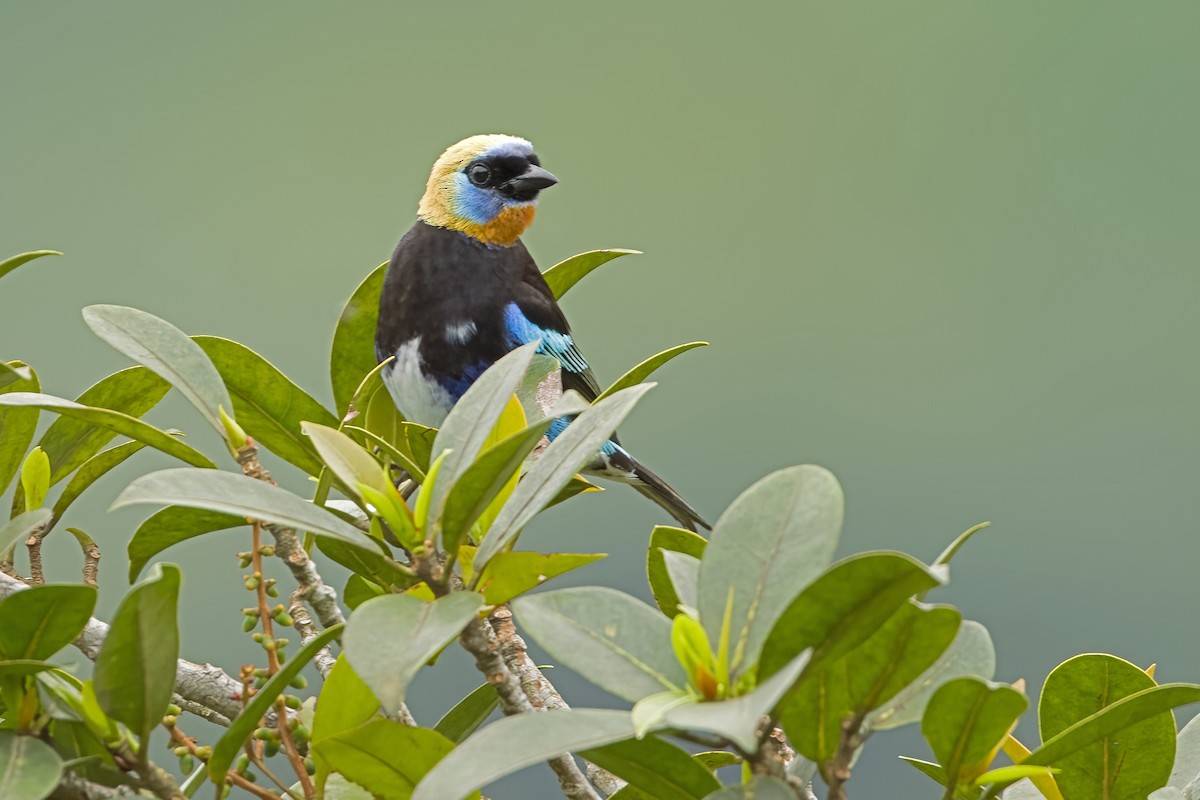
[[25, 519, 51, 584], [825, 714, 865, 800], [167, 725, 280, 800], [67, 527, 101, 586]]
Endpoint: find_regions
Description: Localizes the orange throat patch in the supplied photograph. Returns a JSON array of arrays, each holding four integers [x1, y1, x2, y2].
[[421, 203, 536, 247]]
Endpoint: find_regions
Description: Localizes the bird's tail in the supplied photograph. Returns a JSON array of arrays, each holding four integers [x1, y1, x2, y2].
[[591, 448, 711, 531]]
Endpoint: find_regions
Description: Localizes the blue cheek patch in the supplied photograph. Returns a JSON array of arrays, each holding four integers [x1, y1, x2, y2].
[[502, 304, 589, 373], [451, 173, 505, 225]]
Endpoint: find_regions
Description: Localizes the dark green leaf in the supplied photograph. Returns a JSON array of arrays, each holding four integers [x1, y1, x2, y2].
[[760, 551, 946, 681], [647, 525, 708, 617], [0, 393, 216, 471], [0, 730, 63, 800], [82, 305, 232, 436], [93, 563, 181, 745], [0, 250, 61, 281], [780, 602, 961, 762], [52, 441, 146, 525], [581, 735, 720, 800], [412, 709, 637, 800], [312, 655, 382, 787], [36, 367, 168, 487], [316, 720, 462, 800], [922, 677, 1027, 786], [595, 342, 708, 403], [512, 586, 684, 703], [0, 509, 51, 557], [541, 249, 640, 299], [440, 417, 553, 551], [434, 684, 499, 744], [126, 506, 242, 582], [112, 468, 378, 554], [331, 263, 387, 417], [1037, 653, 1174, 800], [344, 593, 484, 714], [0, 660, 59, 679], [867, 619, 996, 732], [209, 623, 343, 783], [0, 363, 40, 498], [697, 465, 843, 677], [474, 552, 604, 606], [476, 384, 654, 567], [315, 536, 414, 590], [0, 584, 96, 660], [701, 776, 795, 800], [195, 336, 339, 476]]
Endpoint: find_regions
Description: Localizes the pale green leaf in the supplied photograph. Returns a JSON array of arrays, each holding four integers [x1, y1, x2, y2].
[[412, 709, 637, 800], [344, 593, 484, 714], [0, 731, 63, 800], [0, 250, 61, 281], [82, 305, 232, 435], [647, 525, 708, 617]]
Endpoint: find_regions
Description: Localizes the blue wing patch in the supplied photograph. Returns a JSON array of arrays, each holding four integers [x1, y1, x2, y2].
[[503, 303, 590, 373]]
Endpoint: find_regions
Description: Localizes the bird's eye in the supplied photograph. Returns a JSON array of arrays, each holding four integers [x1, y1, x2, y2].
[[467, 164, 491, 186]]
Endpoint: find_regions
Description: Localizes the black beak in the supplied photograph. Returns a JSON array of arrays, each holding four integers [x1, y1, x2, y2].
[[501, 164, 558, 201]]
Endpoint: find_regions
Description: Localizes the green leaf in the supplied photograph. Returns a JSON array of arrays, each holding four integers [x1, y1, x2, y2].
[[111, 468, 378, 554], [82, 305, 232, 436], [0, 363, 40, 498], [93, 563, 181, 746], [344, 574, 384, 610], [312, 655, 382, 788], [313, 656, 381, 745], [693, 751, 742, 771], [0, 509, 52, 559], [581, 735, 720, 800], [933, 521, 992, 569], [473, 552, 605, 606], [0, 660, 59, 679], [1027, 690, 1200, 767], [20, 448, 50, 511], [867, 619, 996, 732], [1036, 653, 1175, 800], [974, 764, 1057, 785], [345, 425, 426, 483], [344, 593, 484, 714], [0, 731, 63, 800], [760, 551, 946, 681], [316, 720, 463, 800], [303, 422, 391, 501], [780, 601, 961, 762], [440, 417, 553, 551], [662, 551, 700, 614], [209, 623, 343, 783], [36, 367, 169, 487], [697, 465, 843, 677], [412, 708, 637, 800], [126, 506, 242, 582], [195, 336, 339, 476], [700, 776, 796, 800], [595, 342, 708, 403], [0, 584, 96, 660], [647, 525, 708, 617], [428, 343, 539, 524], [900, 756, 949, 787], [434, 684, 500, 744], [52, 441, 147, 524], [331, 263, 387, 417], [512, 586, 685, 703], [541, 249, 640, 299], [0, 393, 216, 470], [0, 250, 61, 281], [475, 384, 654, 567], [922, 677, 1027, 786], [0, 361, 32, 390], [658, 651, 811, 752], [315, 536, 414, 590]]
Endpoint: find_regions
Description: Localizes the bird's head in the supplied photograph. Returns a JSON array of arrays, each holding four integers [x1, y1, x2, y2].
[[417, 134, 558, 247]]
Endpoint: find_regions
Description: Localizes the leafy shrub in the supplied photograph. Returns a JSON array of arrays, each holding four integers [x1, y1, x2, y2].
[[0, 247, 1197, 800]]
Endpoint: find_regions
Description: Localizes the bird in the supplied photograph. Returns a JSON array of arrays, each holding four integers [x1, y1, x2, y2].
[[375, 134, 709, 531]]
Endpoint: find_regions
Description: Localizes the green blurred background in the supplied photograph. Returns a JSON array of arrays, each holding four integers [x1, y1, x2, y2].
[[3, 1, 1198, 796]]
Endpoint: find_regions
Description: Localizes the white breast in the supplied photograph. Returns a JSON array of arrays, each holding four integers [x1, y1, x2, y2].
[[381, 337, 453, 428]]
